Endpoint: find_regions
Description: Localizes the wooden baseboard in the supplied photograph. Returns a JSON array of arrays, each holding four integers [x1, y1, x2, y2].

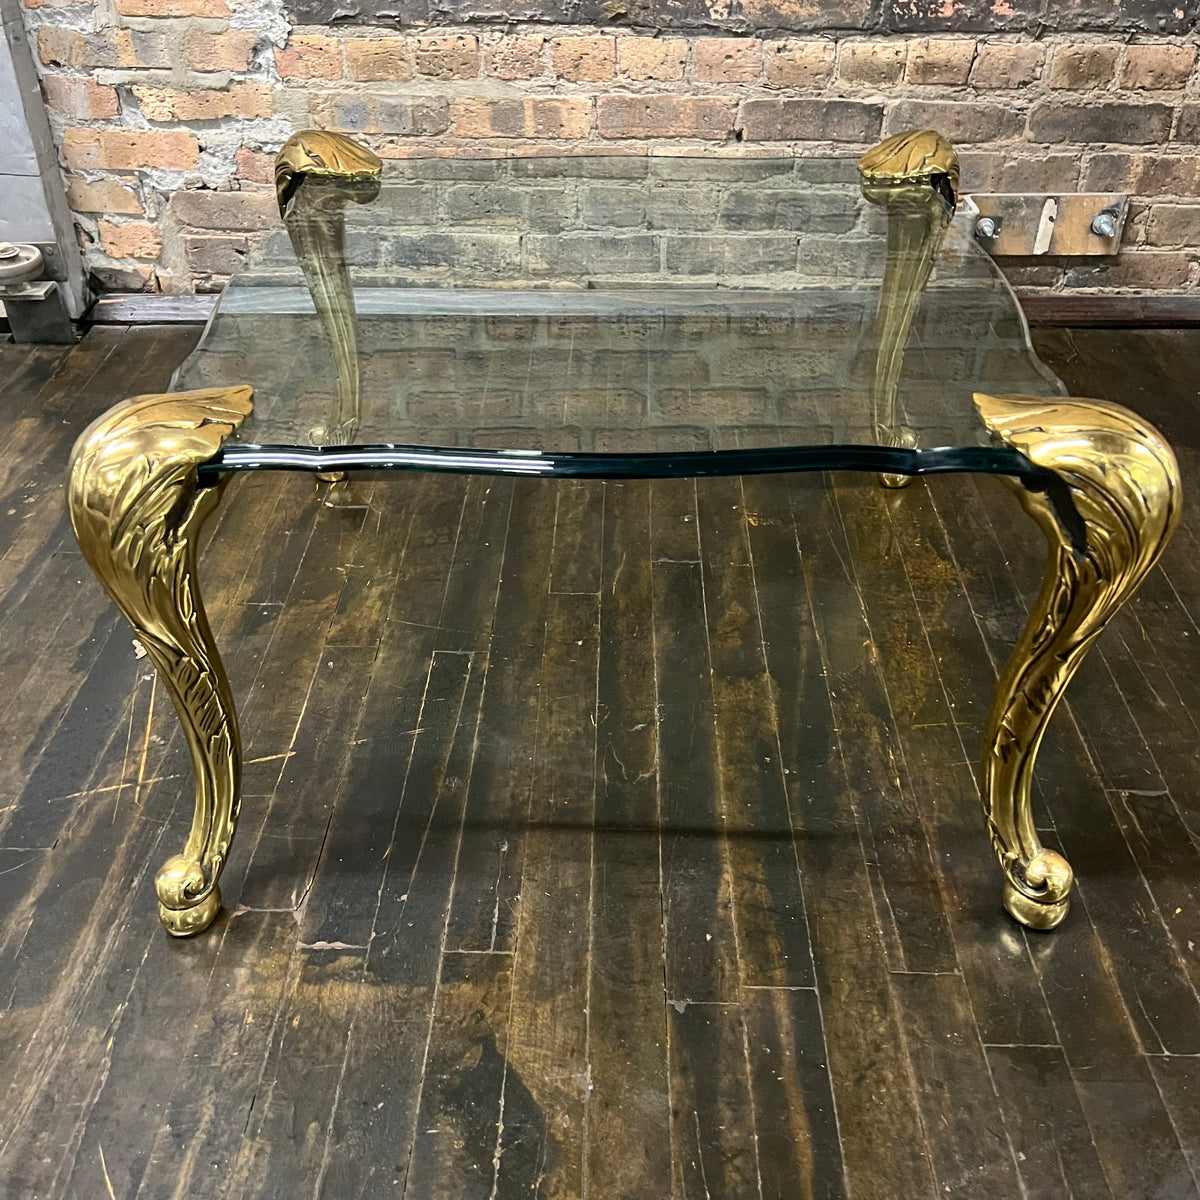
[[82, 290, 1200, 329]]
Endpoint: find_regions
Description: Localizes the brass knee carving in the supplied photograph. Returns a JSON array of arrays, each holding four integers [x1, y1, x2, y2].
[[974, 392, 1180, 929], [67, 387, 253, 936], [860, 130, 959, 488], [276, 130, 382, 452]]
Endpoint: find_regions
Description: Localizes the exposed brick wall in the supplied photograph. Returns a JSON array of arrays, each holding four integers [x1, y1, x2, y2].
[[17, 0, 1200, 295]]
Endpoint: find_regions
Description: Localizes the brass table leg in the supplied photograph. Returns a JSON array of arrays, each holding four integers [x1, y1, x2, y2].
[[275, 130, 382, 458], [67, 387, 253, 936], [973, 392, 1180, 930], [860, 130, 959, 489]]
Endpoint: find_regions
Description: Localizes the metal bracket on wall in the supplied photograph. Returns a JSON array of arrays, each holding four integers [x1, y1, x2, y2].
[[964, 193, 1129, 257]]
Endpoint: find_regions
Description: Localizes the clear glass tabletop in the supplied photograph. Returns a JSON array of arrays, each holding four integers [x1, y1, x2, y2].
[[173, 153, 1065, 479]]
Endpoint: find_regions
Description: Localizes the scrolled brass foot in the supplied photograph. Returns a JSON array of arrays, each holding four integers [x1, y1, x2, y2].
[[157, 855, 223, 936], [974, 391, 1180, 931]]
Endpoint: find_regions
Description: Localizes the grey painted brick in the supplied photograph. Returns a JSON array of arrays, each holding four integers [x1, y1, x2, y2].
[[443, 183, 577, 231], [579, 185, 647, 229], [512, 156, 649, 179], [662, 234, 798, 275], [886, 99, 1022, 143], [524, 233, 661, 277], [646, 157, 797, 182], [718, 189, 859, 234]]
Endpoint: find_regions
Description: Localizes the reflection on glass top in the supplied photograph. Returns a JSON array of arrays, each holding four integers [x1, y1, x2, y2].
[[173, 154, 1064, 459]]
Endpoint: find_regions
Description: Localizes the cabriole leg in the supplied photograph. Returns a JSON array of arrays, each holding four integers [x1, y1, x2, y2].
[[973, 392, 1180, 930], [67, 387, 253, 936]]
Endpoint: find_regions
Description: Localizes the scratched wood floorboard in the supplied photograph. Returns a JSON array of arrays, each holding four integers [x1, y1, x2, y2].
[[2, 325, 1200, 1199]]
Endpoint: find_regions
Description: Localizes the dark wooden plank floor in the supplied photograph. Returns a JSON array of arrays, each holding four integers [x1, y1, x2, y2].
[[2, 323, 1200, 1199]]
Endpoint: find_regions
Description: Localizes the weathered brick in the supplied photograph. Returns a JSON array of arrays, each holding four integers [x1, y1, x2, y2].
[[579, 184, 718, 230], [133, 82, 273, 122], [415, 35, 477, 79], [597, 95, 735, 139], [996, 154, 1081, 191], [718, 189, 857, 234], [1064, 251, 1193, 289], [235, 147, 274, 185], [969, 42, 1043, 88], [90, 262, 156, 291], [274, 36, 341, 80], [905, 38, 974, 85], [171, 190, 277, 231], [525, 233, 659, 277], [739, 98, 882, 142], [886, 99, 1021, 142], [694, 38, 762, 83], [372, 232, 519, 274], [1048, 44, 1119, 89], [443, 183, 576, 231], [551, 36, 616, 81], [1028, 102, 1172, 144], [1175, 104, 1200, 141], [838, 41, 906, 86], [310, 93, 449, 136], [98, 220, 162, 259], [487, 35, 545, 80], [763, 40, 835, 87], [659, 387, 772, 422], [182, 30, 259, 73], [1122, 44, 1196, 90], [66, 175, 142, 215], [39, 26, 168, 70], [185, 235, 249, 275], [1145, 204, 1200, 246], [1083, 153, 1200, 194], [345, 37, 413, 82], [41, 76, 118, 120], [62, 128, 199, 170], [115, 0, 226, 14], [618, 37, 687, 82], [663, 234, 797, 275], [451, 98, 591, 139]]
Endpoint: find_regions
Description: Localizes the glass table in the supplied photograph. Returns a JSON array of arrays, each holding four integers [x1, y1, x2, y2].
[[66, 130, 1180, 938]]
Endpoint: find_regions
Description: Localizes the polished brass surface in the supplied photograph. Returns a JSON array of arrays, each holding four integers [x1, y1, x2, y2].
[[275, 131, 382, 448], [973, 391, 1181, 929], [67, 386, 253, 936], [860, 131, 959, 487]]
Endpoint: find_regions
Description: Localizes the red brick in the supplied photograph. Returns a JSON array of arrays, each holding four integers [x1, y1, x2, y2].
[[596, 95, 735, 139], [1064, 251, 1193, 289], [486, 35, 545, 80], [182, 30, 259, 73], [1122, 44, 1196, 90], [41, 76, 119, 120], [551, 36, 616, 82], [98, 220, 162, 259], [415, 35, 477, 79], [1028, 101, 1172, 144], [1145, 204, 1200, 245], [1083, 152, 1200, 194], [345, 37, 413, 81], [1049, 44, 1119, 89], [114, 0, 227, 14], [274, 35, 341, 80], [838, 41, 906, 86], [38, 26, 168, 70], [171, 189, 278, 231], [969, 42, 1044, 89], [133, 82, 272, 122], [235, 147, 275, 185], [62, 128, 199, 170], [763, 40, 835, 87], [617, 37, 687, 82], [450, 97, 591, 139], [888, 98, 1022, 142], [905, 38, 974, 85], [694, 38, 762, 83], [66, 175, 142, 215], [740, 97, 882, 141]]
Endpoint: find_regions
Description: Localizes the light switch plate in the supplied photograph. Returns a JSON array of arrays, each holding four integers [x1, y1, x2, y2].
[[962, 193, 1128, 256]]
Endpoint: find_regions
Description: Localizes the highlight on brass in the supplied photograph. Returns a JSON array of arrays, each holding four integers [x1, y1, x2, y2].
[[973, 391, 1180, 929], [275, 128, 383, 216], [859, 130, 960, 485], [67, 387, 254, 936]]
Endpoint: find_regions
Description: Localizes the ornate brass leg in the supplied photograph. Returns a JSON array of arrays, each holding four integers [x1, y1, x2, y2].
[[275, 131, 382, 454], [67, 387, 253, 936], [974, 393, 1180, 929], [860, 130, 959, 488]]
